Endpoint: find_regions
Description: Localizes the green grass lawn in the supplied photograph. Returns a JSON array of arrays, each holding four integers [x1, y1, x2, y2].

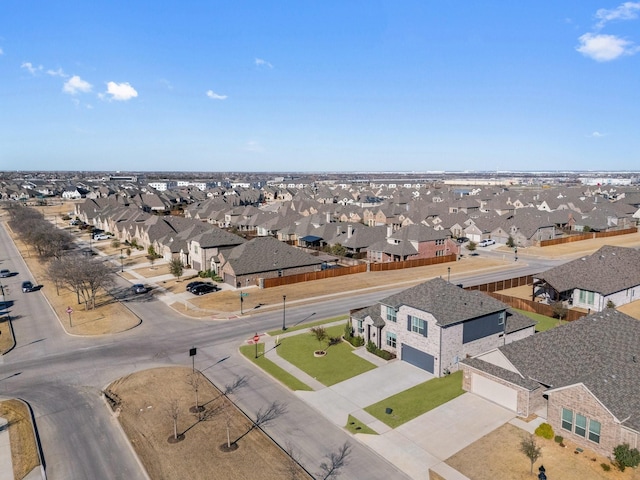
[[365, 371, 464, 428], [513, 308, 567, 332], [239, 344, 312, 391], [277, 325, 377, 386], [267, 315, 348, 336], [345, 415, 377, 435]]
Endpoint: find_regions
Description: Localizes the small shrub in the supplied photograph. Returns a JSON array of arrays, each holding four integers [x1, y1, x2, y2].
[[613, 443, 640, 472], [554, 435, 563, 444], [366, 340, 376, 353], [344, 322, 353, 339], [535, 422, 554, 440], [349, 336, 365, 347], [601, 463, 611, 472]]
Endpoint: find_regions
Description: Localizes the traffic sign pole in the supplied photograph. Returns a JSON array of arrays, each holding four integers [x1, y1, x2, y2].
[[66, 306, 73, 327], [253, 333, 260, 358]]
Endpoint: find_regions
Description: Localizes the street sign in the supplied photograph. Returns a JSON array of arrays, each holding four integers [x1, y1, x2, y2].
[[253, 334, 260, 343], [241, 292, 249, 297], [189, 347, 197, 357], [66, 307, 73, 314]]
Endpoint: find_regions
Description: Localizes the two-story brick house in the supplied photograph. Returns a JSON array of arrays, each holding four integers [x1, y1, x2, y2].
[[350, 278, 535, 376]]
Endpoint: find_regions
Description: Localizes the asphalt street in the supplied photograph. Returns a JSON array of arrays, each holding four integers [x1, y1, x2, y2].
[[0, 223, 563, 480]]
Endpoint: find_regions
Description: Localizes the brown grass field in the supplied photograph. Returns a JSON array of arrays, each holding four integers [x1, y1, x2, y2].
[[0, 399, 40, 480]]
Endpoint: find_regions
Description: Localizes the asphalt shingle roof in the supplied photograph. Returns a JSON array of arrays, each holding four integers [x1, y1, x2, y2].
[[379, 277, 507, 326], [493, 309, 640, 430], [536, 245, 640, 295]]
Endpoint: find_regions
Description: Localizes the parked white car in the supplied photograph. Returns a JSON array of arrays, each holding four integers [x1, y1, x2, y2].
[[93, 234, 111, 241], [478, 239, 496, 247]]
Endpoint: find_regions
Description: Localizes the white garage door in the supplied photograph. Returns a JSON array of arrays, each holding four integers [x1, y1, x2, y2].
[[472, 374, 518, 411]]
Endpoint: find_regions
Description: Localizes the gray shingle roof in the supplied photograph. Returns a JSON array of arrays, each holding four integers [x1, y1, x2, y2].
[[505, 309, 537, 334], [536, 245, 640, 295], [351, 304, 386, 328], [493, 309, 640, 430], [224, 236, 324, 276], [379, 277, 507, 326]]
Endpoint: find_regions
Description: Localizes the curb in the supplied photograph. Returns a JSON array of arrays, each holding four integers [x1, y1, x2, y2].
[[16, 398, 47, 480]]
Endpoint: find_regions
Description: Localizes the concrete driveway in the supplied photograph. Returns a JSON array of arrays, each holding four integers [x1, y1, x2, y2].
[[358, 393, 515, 478]]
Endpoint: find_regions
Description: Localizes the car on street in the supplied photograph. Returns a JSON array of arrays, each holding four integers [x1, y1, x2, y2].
[[186, 281, 207, 293], [93, 234, 111, 240], [0, 269, 11, 278], [132, 284, 149, 294], [478, 239, 496, 247], [191, 283, 220, 295], [22, 281, 36, 292]]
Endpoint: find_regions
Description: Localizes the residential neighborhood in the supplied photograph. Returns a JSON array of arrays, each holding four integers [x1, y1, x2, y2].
[[1, 170, 640, 480]]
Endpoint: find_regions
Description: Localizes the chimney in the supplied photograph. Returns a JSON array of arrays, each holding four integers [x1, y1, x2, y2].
[[348, 225, 353, 239], [326, 212, 331, 223], [387, 225, 393, 237]]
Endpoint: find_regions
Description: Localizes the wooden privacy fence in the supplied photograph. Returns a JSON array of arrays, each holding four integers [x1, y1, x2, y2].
[[486, 291, 587, 322], [262, 264, 367, 288], [369, 254, 457, 272], [464, 275, 534, 293], [539, 227, 637, 247]]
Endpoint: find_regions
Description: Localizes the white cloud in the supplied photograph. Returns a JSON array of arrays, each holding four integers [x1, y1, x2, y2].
[[21, 62, 42, 75], [588, 131, 606, 138], [103, 81, 138, 101], [255, 58, 273, 69], [47, 68, 67, 78], [63, 75, 93, 95], [576, 33, 639, 61], [595, 2, 640, 29], [0, 47, 4, 55], [206, 90, 227, 100]]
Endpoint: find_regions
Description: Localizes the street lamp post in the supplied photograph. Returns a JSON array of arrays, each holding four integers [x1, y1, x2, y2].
[[282, 295, 287, 331], [447, 267, 451, 283], [120, 248, 124, 272]]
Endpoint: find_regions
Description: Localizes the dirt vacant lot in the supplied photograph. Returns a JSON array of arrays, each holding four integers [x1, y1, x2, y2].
[[108, 367, 310, 480]]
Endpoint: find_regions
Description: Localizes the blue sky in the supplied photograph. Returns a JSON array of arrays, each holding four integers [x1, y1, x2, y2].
[[1, 1, 639, 172]]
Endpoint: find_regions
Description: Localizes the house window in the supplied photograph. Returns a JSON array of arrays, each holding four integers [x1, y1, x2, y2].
[[357, 319, 364, 335], [588, 420, 601, 444], [194, 245, 199, 254], [498, 312, 505, 325], [386, 307, 397, 323], [386, 332, 396, 348], [409, 315, 427, 337], [561, 408, 573, 431], [436, 250, 444, 257], [575, 414, 587, 437]]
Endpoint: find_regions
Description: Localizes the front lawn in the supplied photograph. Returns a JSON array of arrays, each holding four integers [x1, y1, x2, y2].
[[239, 344, 312, 391], [267, 315, 348, 336], [277, 325, 377, 386], [365, 371, 464, 428]]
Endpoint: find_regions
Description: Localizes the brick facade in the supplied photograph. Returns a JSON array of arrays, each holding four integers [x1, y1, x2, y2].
[[547, 384, 629, 457]]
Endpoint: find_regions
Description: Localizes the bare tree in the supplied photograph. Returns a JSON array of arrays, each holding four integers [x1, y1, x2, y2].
[[318, 442, 351, 480], [47, 254, 116, 309], [520, 435, 542, 474], [187, 372, 204, 419], [164, 398, 182, 442]]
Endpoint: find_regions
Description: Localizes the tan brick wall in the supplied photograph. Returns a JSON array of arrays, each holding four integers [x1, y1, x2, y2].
[[548, 384, 621, 457]]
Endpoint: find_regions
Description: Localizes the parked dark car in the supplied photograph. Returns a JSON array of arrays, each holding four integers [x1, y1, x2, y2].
[[132, 284, 149, 294], [186, 281, 206, 293], [0, 269, 11, 278], [22, 281, 36, 292], [191, 283, 219, 296], [456, 237, 469, 244]]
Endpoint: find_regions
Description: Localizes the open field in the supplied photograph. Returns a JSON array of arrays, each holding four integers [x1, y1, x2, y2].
[[0, 399, 40, 480]]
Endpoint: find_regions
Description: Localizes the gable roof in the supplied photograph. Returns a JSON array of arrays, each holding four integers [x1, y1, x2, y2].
[[223, 236, 324, 276], [495, 309, 640, 430], [536, 245, 640, 295], [379, 277, 507, 326]]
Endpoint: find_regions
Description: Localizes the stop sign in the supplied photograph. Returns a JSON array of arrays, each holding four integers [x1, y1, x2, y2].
[[253, 334, 260, 343]]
